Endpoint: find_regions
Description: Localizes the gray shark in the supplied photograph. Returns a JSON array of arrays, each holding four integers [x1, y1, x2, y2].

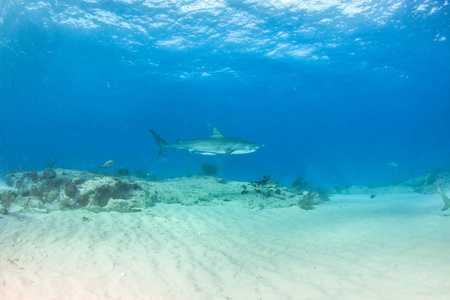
[[437, 185, 450, 211], [149, 128, 261, 156]]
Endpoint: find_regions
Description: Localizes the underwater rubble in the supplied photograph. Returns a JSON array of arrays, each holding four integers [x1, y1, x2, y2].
[[0, 169, 329, 214]]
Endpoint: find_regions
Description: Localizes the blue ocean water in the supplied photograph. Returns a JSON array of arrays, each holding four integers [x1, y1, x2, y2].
[[0, 0, 449, 187]]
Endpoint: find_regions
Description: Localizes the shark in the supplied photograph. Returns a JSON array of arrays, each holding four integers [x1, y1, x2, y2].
[[437, 185, 450, 211], [149, 128, 262, 156]]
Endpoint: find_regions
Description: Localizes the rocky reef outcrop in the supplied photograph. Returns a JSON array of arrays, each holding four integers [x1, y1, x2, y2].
[[1, 168, 152, 213], [331, 169, 450, 195], [0, 169, 329, 214]]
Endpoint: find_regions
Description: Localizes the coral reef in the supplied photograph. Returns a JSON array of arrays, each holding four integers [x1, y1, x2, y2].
[[0, 169, 330, 213], [252, 174, 275, 186], [249, 174, 329, 209], [332, 169, 450, 195], [403, 170, 443, 193], [2, 168, 152, 213]]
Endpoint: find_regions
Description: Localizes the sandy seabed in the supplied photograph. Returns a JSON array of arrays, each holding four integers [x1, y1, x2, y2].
[[0, 193, 449, 300]]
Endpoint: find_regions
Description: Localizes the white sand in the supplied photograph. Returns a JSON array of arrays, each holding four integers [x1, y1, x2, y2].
[[1, 193, 449, 300]]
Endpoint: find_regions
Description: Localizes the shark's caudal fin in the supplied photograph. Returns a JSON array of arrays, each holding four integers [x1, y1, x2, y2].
[[149, 129, 169, 156], [437, 185, 450, 211]]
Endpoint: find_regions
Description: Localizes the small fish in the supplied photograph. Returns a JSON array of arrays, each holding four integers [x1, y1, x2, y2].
[[388, 161, 398, 168], [100, 160, 116, 169], [149, 128, 262, 156], [437, 185, 450, 211]]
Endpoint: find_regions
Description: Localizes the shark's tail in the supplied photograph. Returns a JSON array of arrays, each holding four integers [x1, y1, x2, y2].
[[149, 129, 169, 156], [437, 185, 450, 211]]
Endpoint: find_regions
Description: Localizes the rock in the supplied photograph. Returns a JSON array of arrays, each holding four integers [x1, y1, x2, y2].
[[72, 177, 84, 185], [103, 198, 140, 213], [64, 182, 78, 198], [43, 191, 59, 203], [28, 171, 39, 182], [22, 196, 46, 211], [58, 195, 78, 210], [2, 168, 328, 212], [41, 168, 56, 180]]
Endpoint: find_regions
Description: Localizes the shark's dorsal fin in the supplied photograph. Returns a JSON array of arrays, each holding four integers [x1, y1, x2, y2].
[[211, 128, 225, 138]]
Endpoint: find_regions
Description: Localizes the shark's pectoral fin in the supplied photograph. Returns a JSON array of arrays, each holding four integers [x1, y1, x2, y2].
[[225, 149, 236, 155]]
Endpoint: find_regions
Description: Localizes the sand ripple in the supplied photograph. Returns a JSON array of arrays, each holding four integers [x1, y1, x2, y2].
[[1, 194, 450, 299]]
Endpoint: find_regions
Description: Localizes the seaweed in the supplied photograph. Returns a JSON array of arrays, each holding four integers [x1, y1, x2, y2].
[[292, 177, 331, 209], [46, 159, 56, 168], [1, 191, 17, 214], [115, 167, 130, 177], [298, 188, 330, 210], [201, 163, 218, 176], [291, 177, 311, 192], [316, 188, 330, 202]]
